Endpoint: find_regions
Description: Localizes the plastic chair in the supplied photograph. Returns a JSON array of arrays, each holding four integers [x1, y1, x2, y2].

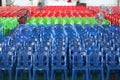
[[63, 17, 70, 24], [72, 52, 88, 80], [51, 34, 67, 80], [33, 47, 50, 80], [51, 52, 67, 80], [15, 46, 32, 80], [0, 44, 13, 80], [64, 24, 76, 39], [49, 17, 55, 25], [88, 51, 104, 80], [57, 17, 63, 24], [53, 24, 64, 36], [106, 51, 120, 80]]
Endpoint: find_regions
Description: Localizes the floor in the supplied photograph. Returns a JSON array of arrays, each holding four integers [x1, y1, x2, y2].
[[0, 71, 119, 80]]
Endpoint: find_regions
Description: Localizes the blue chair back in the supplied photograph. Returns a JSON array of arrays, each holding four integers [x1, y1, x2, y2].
[[33, 53, 49, 68], [72, 52, 87, 68], [88, 52, 103, 67], [17, 46, 32, 67]]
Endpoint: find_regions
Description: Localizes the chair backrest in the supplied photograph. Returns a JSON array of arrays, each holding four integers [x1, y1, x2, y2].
[[74, 24, 84, 36], [0, 50, 13, 67], [88, 52, 103, 67], [33, 53, 49, 68], [17, 46, 32, 67], [40, 27, 53, 54], [106, 51, 119, 67], [31, 25, 42, 38], [41, 26, 53, 39], [35, 38, 51, 55], [72, 52, 87, 68], [69, 38, 82, 53], [64, 24, 77, 39], [51, 33, 67, 68], [51, 52, 67, 68], [52, 37, 67, 53], [53, 24, 64, 36]]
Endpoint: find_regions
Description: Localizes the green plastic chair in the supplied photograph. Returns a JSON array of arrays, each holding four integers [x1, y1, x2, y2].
[[89, 17, 97, 25], [0, 17, 18, 35], [57, 17, 63, 24], [49, 17, 55, 25], [63, 17, 70, 24], [35, 17, 41, 24], [42, 17, 49, 25], [27, 17, 37, 25], [69, 17, 75, 25], [102, 20, 110, 24]]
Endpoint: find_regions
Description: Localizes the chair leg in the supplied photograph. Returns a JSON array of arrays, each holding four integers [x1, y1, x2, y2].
[[33, 69, 36, 80], [29, 69, 31, 80], [82, 71, 85, 80], [98, 71, 101, 80], [72, 69, 75, 80], [54, 71, 56, 80], [9, 69, 12, 80], [51, 69, 54, 80], [86, 70, 89, 80], [20, 70, 24, 80], [115, 71, 118, 80], [2, 70, 4, 80], [75, 71, 77, 80], [62, 70, 64, 80], [106, 69, 110, 80], [89, 70, 91, 80], [15, 69, 18, 80], [64, 70, 67, 80], [46, 70, 49, 80], [101, 69, 104, 80], [44, 70, 46, 80], [36, 71, 38, 80]]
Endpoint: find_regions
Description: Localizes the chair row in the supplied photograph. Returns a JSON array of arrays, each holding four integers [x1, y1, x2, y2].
[[0, 6, 94, 17], [0, 17, 110, 35], [27, 17, 110, 25]]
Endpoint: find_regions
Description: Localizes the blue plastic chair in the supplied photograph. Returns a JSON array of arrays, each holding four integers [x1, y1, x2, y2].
[[51, 53, 67, 80], [74, 24, 85, 40], [0, 44, 13, 80], [106, 51, 120, 80], [88, 51, 104, 80], [64, 24, 77, 42], [64, 24, 77, 68], [53, 24, 64, 36], [33, 48, 50, 80], [15, 46, 32, 80], [51, 34, 67, 80], [41, 26, 53, 40], [72, 51, 88, 80], [68, 37, 83, 69]]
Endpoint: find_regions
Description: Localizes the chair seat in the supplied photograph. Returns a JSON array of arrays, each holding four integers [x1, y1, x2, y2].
[[0, 67, 12, 70], [73, 67, 87, 70], [89, 67, 103, 70], [107, 66, 120, 70], [33, 67, 49, 70], [16, 66, 32, 70], [52, 67, 67, 70]]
